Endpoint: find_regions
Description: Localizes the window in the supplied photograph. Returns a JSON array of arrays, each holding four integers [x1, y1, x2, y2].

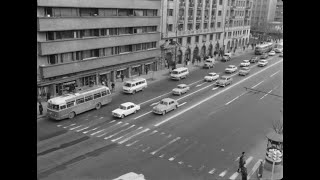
[[67, 101, 75, 108], [85, 95, 93, 101], [178, 38, 182, 45], [47, 32, 54, 40], [119, 27, 133, 35], [168, 9, 173, 16], [216, 33, 221, 40], [210, 34, 213, 40], [76, 98, 84, 104], [48, 55, 58, 65], [202, 35, 206, 42], [168, 24, 173, 31], [217, 22, 221, 28], [60, 105, 66, 110], [219, 0, 223, 5], [61, 53, 73, 63], [218, 10, 222, 16], [210, 22, 215, 28], [80, 8, 98, 16], [56, 31, 74, 40], [109, 28, 118, 36], [103, 9, 117, 16], [178, 24, 184, 31], [195, 36, 199, 42], [94, 93, 101, 99], [119, 45, 132, 53], [188, 23, 193, 30], [118, 9, 133, 16], [101, 91, 107, 96], [187, 37, 191, 44], [44, 7, 53, 17]]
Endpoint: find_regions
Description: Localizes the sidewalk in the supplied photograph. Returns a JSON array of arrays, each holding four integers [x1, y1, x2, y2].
[[37, 48, 254, 120]]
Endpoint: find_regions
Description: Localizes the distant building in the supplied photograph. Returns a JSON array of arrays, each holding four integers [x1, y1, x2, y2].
[[37, 0, 161, 98], [274, 0, 283, 22], [250, 0, 277, 32]]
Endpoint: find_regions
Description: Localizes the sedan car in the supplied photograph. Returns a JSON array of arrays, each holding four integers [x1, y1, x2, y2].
[[260, 53, 269, 59], [225, 65, 238, 73], [238, 67, 250, 76], [268, 51, 276, 56], [204, 72, 220, 82], [240, 60, 250, 67], [221, 53, 232, 62], [250, 56, 259, 63], [153, 98, 179, 115], [112, 102, 140, 118], [172, 84, 190, 95], [216, 75, 233, 87], [274, 48, 283, 53], [258, 60, 268, 67]]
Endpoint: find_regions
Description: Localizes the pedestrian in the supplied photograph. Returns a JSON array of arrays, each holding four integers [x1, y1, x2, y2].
[[237, 152, 246, 173], [111, 82, 115, 92], [105, 81, 108, 88], [257, 160, 264, 179], [46, 92, 51, 101], [241, 166, 248, 180], [121, 74, 124, 82], [243, 46, 245, 51], [39, 102, 43, 115], [101, 81, 106, 86], [145, 67, 149, 75]]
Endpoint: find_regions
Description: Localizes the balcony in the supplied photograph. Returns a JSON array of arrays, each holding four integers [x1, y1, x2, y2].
[[212, 3, 217, 8], [40, 49, 160, 79], [197, 3, 202, 9], [196, 17, 202, 22], [230, 4, 237, 9], [38, 32, 160, 55], [38, 16, 160, 31], [246, 5, 251, 9], [178, 17, 185, 23], [189, 3, 194, 8], [188, 16, 194, 22], [179, 2, 186, 8]]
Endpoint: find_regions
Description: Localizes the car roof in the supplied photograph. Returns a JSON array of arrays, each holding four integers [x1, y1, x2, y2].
[[125, 78, 146, 83], [121, 102, 135, 107], [243, 60, 249, 62], [221, 75, 230, 78], [161, 98, 175, 102], [209, 72, 217, 75], [228, 65, 236, 67], [177, 84, 187, 87], [241, 67, 250, 69]]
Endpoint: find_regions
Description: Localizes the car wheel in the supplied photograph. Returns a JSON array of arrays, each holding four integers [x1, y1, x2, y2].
[[162, 111, 166, 115], [134, 110, 137, 114], [95, 103, 101, 110], [132, 90, 136, 94], [68, 112, 75, 119], [175, 105, 178, 109], [121, 114, 124, 119]]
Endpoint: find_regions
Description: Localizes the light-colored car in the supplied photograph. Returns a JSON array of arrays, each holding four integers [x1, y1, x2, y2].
[[172, 84, 190, 96], [240, 60, 250, 67], [216, 75, 233, 87], [225, 65, 238, 73], [250, 56, 259, 63], [268, 51, 276, 56], [112, 102, 140, 119], [204, 72, 220, 82], [279, 52, 283, 57], [260, 53, 269, 59], [239, 67, 250, 76], [258, 60, 268, 67], [221, 53, 232, 62], [203, 58, 215, 68], [153, 98, 179, 115], [274, 48, 283, 53]]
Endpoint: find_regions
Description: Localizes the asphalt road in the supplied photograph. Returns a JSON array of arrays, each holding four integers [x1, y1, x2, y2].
[[37, 52, 283, 180]]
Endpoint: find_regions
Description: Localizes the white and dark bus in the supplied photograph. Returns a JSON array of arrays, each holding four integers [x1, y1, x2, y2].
[[47, 85, 112, 120], [255, 43, 274, 55]]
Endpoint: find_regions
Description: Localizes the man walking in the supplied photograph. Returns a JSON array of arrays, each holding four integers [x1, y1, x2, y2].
[[121, 74, 124, 82], [39, 102, 43, 115], [241, 166, 248, 180], [257, 160, 264, 179], [237, 152, 246, 173], [111, 82, 115, 92]]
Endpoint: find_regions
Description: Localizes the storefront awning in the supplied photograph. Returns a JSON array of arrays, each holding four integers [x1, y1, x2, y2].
[[117, 68, 127, 71], [63, 81, 76, 86], [99, 71, 110, 75], [131, 65, 141, 68]]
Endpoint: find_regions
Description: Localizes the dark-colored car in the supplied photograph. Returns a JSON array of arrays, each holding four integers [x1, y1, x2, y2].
[[250, 56, 259, 63], [260, 53, 269, 59]]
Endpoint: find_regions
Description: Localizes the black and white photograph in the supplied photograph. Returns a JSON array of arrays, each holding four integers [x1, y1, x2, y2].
[[37, 0, 283, 179]]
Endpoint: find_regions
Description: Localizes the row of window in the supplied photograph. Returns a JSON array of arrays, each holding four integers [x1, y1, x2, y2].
[[44, 7, 158, 17], [47, 42, 157, 65], [46, 26, 157, 41]]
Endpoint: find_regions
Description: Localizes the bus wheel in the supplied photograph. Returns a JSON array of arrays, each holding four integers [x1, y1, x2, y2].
[[96, 103, 101, 110], [68, 112, 75, 119]]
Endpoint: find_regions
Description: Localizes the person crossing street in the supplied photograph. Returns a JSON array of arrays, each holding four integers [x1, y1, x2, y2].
[[237, 152, 246, 173]]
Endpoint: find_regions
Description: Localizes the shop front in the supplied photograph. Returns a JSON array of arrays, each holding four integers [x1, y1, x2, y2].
[[144, 62, 155, 74], [116, 68, 129, 80], [131, 65, 142, 77], [99, 71, 111, 86], [55, 80, 77, 96]]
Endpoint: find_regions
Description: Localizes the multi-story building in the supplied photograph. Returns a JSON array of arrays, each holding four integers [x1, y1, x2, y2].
[[274, 0, 282, 22], [160, 0, 252, 66], [250, 0, 277, 31], [37, 0, 161, 99]]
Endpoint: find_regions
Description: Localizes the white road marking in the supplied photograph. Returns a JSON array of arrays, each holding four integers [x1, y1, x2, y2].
[[219, 170, 227, 177], [149, 130, 158, 135], [69, 125, 83, 130], [97, 123, 129, 137], [225, 96, 240, 105], [150, 137, 181, 155], [111, 136, 123, 142], [251, 80, 264, 88], [57, 124, 62, 127], [142, 147, 150, 152], [260, 89, 273, 100], [177, 83, 215, 101], [160, 132, 165, 135], [168, 141, 197, 161], [135, 144, 143, 149], [159, 154, 165, 158], [104, 124, 135, 140], [133, 111, 152, 120], [235, 156, 240, 161], [187, 79, 205, 86], [166, 134, 172, 138], [126, 140, 139, 147], [208, 168, 216, 174], [154, 60, 283, 127], [212, 87, 218, 91], [76, 126, 90, 132], [150, 102, 159, 106], [247, 159, 262, 179], [99, 117, 103, 119], [108, 120, 116, 124], [118, 128, 150, 144], [90, 128, 108, 136], [244, 156, 253, 167], [196, 82, 207, 87], [178, 161, 184, 164], [63, 123, 76, 128], [270, 70, 280, 77], [83, 127, 99, 134], [177, 102, 187, 107], [229, 172, 239, 180], [169, 157, 175, 161], [138, 92, 172, 105]]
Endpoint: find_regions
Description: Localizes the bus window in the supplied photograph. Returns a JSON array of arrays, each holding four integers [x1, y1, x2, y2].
[[67, 101, 75, 108], [76, 98, 84, 104], [85, 95, 93, 101], [107, 90, 111, 95], [102, 91, 107, 96], [52, 104, 59, 110], [94, 93, 101, 99], [60, 105, 66, 110]]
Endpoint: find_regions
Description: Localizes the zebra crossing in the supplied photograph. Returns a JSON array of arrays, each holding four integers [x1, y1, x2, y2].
[[56, 119, 262, 179]]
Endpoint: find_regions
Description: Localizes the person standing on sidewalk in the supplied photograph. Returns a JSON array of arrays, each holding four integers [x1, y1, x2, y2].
[[237, 152, 246, 173], [111, 82, 115, 92], [39, 102, 43, 115], [121, 74, 124, 82], [243, 46, 245, 51], [145, 67, 149, 75], [257, 160, 264, 179]]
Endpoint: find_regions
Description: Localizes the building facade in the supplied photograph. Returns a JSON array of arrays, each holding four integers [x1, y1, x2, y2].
[[274, 0, 282, 22], [37, 0, 161, 99], [160, 0, 252, 66], [250, 0, 277, 31]]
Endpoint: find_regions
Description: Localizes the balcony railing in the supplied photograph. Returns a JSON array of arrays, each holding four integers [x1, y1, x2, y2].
[[197, 3, 202, 9], [188, 17, 193, 22], [189, 3, 194, 7], [178, 18, 185, 23]]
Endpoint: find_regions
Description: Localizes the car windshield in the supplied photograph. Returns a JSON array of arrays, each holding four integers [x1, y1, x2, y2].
[[243, 60, 248, 62], [205, 60, 211, 63], [208, 73, 215, 76], [171, 71, 178, 74], [160, 101, 168, 105], [119, 105, 127, 110], [228, 65, 234, 68], [178, 85, 185, 89], [124, 83, 132, 87], [220, 77, 227, 80]]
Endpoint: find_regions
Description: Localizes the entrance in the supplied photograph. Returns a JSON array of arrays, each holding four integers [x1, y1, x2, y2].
[[56, 80, 76, 96]]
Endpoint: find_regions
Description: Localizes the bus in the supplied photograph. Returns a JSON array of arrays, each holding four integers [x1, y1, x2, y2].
[[47, 85, 112, 120], [255, 42, 274, 55]]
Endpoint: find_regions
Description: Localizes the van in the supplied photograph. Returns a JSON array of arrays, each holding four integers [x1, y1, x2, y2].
[[122, 78, 147, 94], [221, 53, 232, 62], [203, 58, 215, 68], [170, 67, 189, 80]]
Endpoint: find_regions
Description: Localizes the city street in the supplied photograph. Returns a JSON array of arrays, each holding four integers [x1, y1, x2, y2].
[[37, 52, 283, 180]]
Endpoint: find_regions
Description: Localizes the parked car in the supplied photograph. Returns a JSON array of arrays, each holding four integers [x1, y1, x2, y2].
[[250, 56, 259, 63], [203, 58, 215, 68], [221, 53, 232, 62], [274, 48, 283, 53], [260, 53, 269, 59], [172, 84, 190, 96], [216, 75, 233, 87], [240, 60, 250, 67], [279, 52, 283, 57], [268, 51, 276, 56], [204, 72, 220, 82], [225, 65, 238, 73], [238, 67, 250, 76], [153, 98, 179, 115], [258, 60, 268, 67], [112, 102, 140, 119]]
